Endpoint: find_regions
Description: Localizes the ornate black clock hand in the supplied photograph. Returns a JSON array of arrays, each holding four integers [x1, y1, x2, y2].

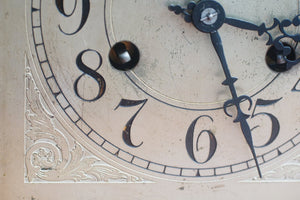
[[169, 1, 300, 72], [26, 0, 300, 185], [210, 30, 262, 178], [169, 0, 263, 177], [224, 16, 300, 70]]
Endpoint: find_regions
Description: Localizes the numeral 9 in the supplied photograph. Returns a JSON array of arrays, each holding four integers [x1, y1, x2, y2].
[[55, 0, 90, 35]]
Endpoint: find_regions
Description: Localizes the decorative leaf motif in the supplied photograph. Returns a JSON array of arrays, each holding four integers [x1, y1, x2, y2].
[[24, 66, 148, 183], [263, 155, 300, 180], [293, 15, 300, 26]]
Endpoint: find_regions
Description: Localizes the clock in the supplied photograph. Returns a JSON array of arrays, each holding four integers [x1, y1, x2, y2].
[[25, 0, 300, 183]]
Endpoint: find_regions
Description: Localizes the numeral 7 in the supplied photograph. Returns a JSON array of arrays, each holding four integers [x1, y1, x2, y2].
[[292, 78, 300, 92], [115, 99, 148, 148]]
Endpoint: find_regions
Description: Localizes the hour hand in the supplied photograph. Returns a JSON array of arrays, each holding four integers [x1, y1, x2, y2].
[[168, 1, 300, 72], [224, 18, 268, 35], [225, 16, 300, 70]]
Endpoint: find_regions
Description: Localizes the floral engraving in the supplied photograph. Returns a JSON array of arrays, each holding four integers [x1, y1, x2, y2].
[[262, 155, 300, 181], [24, 63, 147, 183]]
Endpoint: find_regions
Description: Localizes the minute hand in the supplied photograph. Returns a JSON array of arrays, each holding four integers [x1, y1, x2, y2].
[[210, 31, 262, 178]]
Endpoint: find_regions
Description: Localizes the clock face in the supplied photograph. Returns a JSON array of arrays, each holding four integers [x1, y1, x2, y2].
[[27, 0, 300, 181]]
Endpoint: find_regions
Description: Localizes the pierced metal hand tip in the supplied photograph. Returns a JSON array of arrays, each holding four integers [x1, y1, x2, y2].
[[168, 2, 194, 23], [187, 1, 196, 10], [168, 4, 175, 11], [168, 4, 183, 15]]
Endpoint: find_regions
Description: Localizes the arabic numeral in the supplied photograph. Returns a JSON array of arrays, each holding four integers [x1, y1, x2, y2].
[[115, 99, 148, 148], [251, 98, 282, 148], [55, 0, 90, 35], [186, 115, 217, 164], [292, 78, 300, 92], [74, 49, 106, 101]]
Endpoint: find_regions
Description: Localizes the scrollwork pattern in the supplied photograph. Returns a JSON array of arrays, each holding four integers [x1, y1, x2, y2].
[[262, 155, 300, 181], [24, 63, 147, 183], [258, 15, 300, 68]]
